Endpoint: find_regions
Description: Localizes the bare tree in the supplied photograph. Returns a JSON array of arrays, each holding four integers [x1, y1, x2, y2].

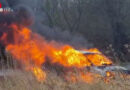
[[42, 0, 86, 32], [102, 0, 129, 61]]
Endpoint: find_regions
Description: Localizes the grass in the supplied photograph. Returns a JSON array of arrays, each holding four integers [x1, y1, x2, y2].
[[0, 70, 129, 90], [0, 48, 129, 90]]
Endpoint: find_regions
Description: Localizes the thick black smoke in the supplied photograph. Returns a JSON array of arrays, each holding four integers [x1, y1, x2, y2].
[[0, 0, 92, 48], [0, 5, 34, 26]]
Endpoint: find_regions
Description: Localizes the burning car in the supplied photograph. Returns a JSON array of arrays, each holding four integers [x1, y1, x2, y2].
[[0, 1, 129, 84]]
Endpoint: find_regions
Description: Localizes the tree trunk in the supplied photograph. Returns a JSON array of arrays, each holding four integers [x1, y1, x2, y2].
[[112, 22, 128, 61]]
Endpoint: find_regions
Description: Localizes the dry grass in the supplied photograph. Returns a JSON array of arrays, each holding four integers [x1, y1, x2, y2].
[[0, 70, 129, 90], [0, 51, 129, 90]]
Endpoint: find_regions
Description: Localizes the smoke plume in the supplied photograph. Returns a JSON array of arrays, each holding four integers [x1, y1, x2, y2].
[[1, 0, 92, 48]]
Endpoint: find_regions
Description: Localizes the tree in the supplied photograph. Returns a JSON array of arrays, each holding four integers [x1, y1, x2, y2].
[[101, 0, 129, 61], [42, 0, 86, 32]]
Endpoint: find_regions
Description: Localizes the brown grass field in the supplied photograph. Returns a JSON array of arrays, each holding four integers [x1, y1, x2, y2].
[[0, 69, 129, 90]]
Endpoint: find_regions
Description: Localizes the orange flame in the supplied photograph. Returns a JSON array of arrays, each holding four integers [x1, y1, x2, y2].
[[80, 72, 94, 84], [104, 71, 115, 83], [86, 48, 112, 66], [49, 45, 91, 68], [1, 24, 112, 82], [31, 67, 46, 81]]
